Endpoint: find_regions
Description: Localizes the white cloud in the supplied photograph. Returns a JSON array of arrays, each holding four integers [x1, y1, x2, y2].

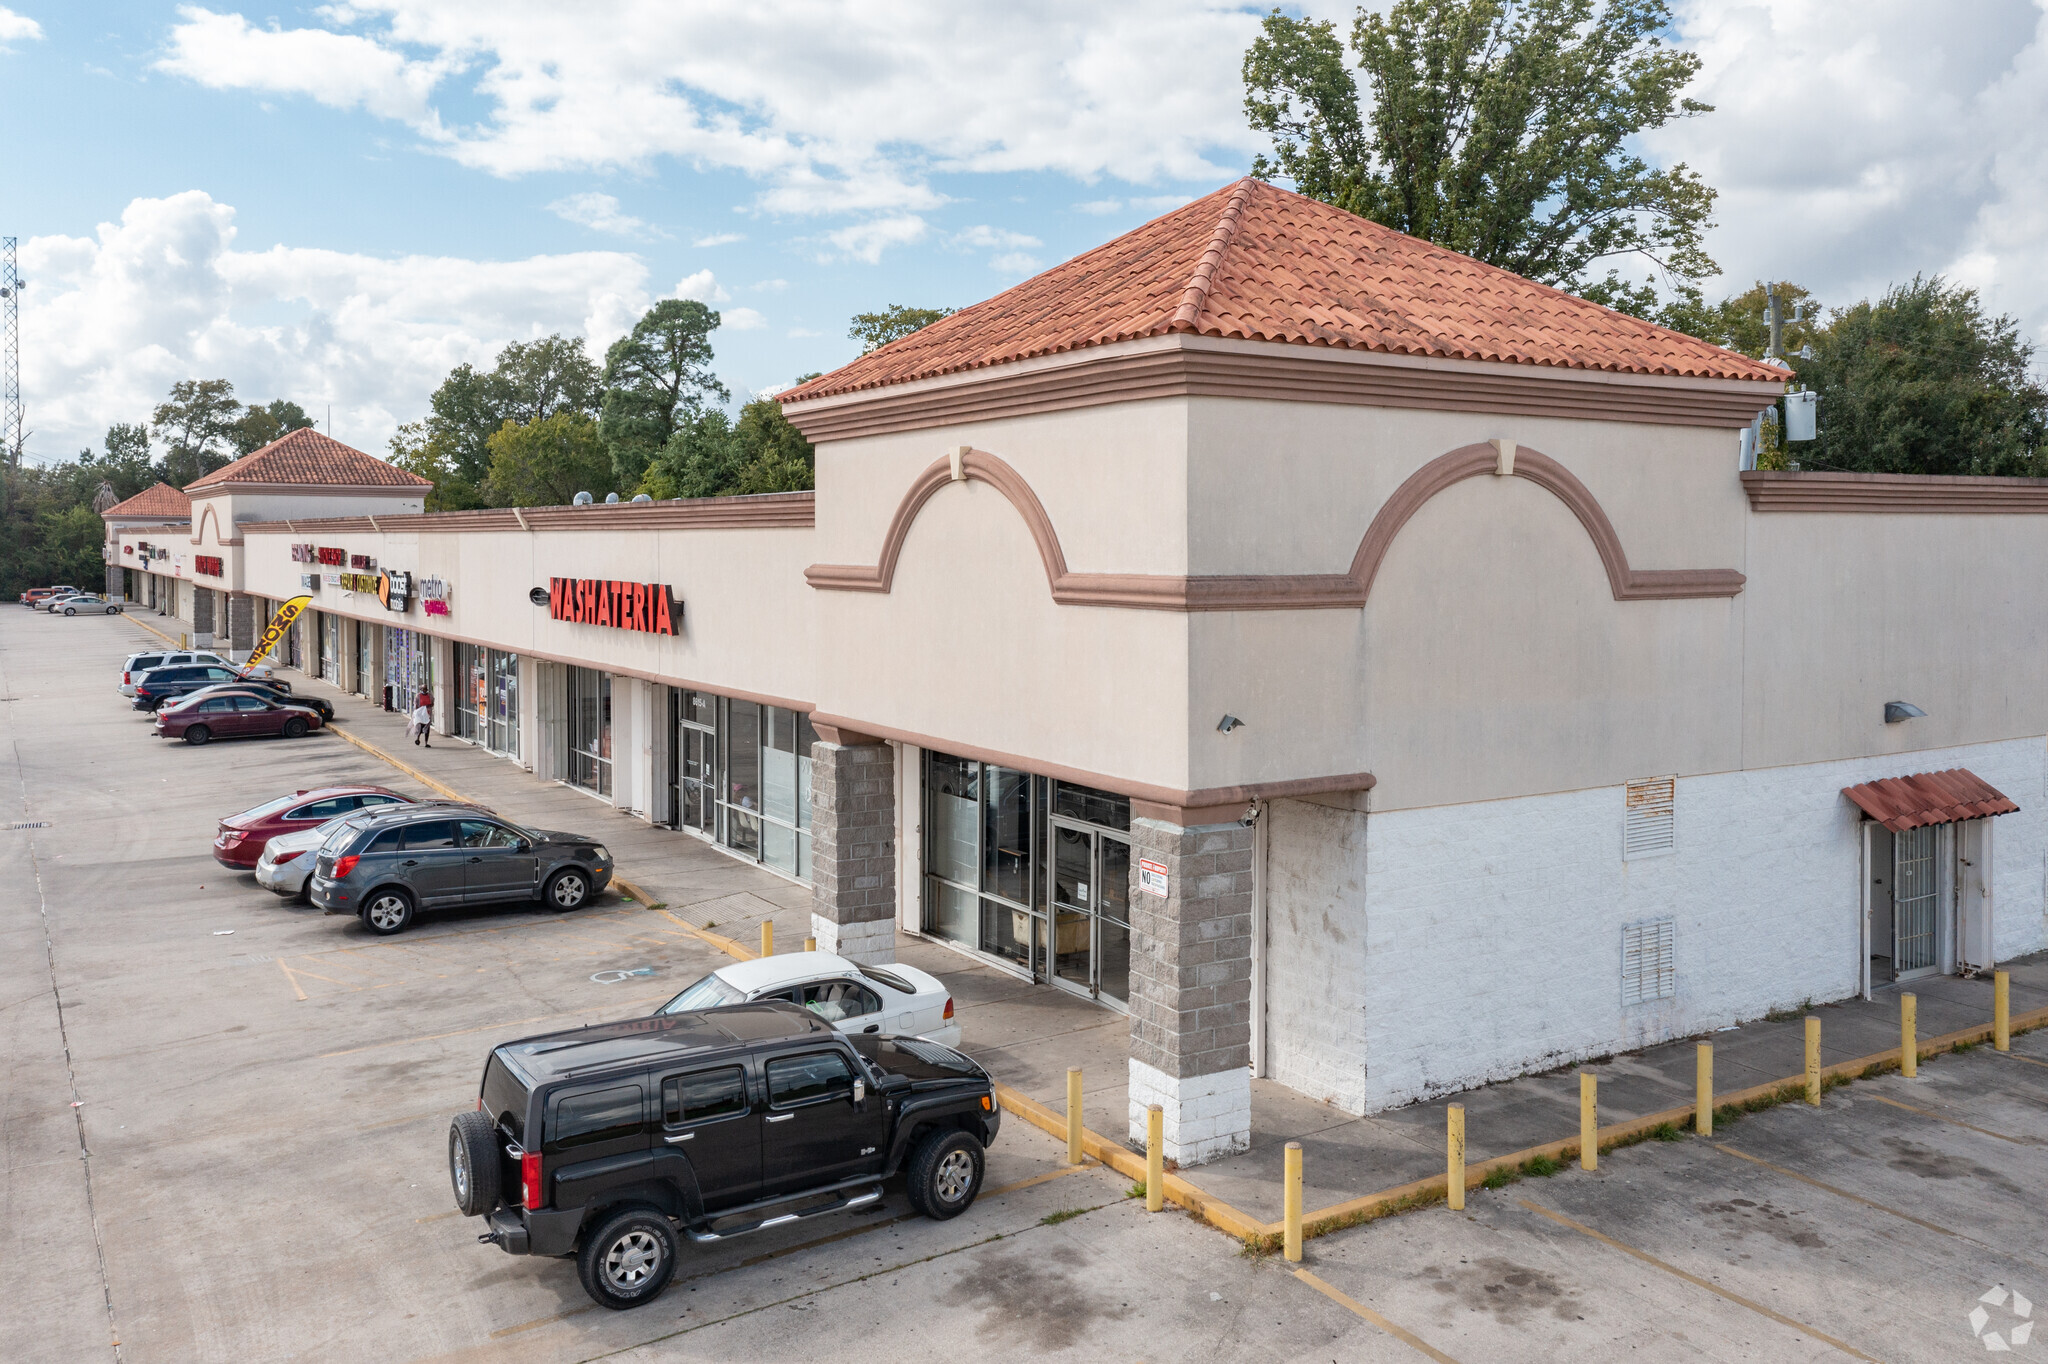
[[722, 307, 767, 331], [671, 268, 731, 304], [548, 191, 664, 239], [954, 225, 1042, 251], [155, 3, 1265, 214], [1654, 0, 2048, 341], [1074, 198, 1124, 214], [990, 252, 1044, 275], [18, 190, 650, 461], [823, 215, 929, 264], [0, 5, 44, 46], [692, 232, 744, 247]]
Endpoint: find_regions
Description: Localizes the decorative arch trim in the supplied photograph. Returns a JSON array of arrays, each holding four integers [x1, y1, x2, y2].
[[803, 443, 1744, 611]]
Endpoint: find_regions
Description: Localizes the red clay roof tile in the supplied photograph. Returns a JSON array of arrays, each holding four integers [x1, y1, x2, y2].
[[1841, 768, 2019, 833], [99, 481, 191, 519], [784, 178, 1787, 405], [185, 428, 431, 491]]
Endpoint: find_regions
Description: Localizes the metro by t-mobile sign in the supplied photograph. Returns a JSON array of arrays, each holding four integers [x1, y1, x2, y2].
[[548, 577, 682, 635]]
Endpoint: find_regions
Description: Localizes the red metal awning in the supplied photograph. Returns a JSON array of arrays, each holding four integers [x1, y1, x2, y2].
[[1841, 768, 2018, 832]]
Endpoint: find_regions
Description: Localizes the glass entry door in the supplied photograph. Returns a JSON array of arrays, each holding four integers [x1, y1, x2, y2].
[[1049, 820, 1131, 1008]]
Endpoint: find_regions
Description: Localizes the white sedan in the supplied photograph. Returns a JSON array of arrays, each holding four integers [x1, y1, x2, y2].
[[253, 814, 359, 901], [655, 951, 961, 1048]]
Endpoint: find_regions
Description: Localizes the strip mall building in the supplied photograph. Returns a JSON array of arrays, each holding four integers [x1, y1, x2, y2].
[[105, 180, 2047, 1164]]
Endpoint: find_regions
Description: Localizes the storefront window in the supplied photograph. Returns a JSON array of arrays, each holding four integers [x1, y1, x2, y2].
[[567, 666, 612, 797], [672, 691, 815, 881], [491, 650, 519, 757], [385, 626, 431, 707], [456, 644, 521, 758], [320, 613, 340, 683], [355, 621, 376, 695]]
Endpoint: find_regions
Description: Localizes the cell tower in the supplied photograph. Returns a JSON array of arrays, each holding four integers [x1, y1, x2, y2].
[[1, 236, 20, 468]]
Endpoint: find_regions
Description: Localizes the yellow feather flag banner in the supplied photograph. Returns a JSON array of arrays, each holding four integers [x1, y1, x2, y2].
[[245, 594, 313, 669]]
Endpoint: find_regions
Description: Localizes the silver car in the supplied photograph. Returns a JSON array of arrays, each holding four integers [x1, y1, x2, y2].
[[255, 813, 360, 901]]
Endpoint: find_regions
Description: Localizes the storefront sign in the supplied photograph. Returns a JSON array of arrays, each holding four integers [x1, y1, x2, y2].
[[290, 543, 317, 562], [195, 555, 224, 577], [419, 575, 450, 616], [323, 572, 341, 587], [548, 577, 680, 635], [316, 546, 347, 567], [1138, 858, 1170, 897], [338, 572, 381, 593], [123, 545, 135, 556], [350, 553, 377, 570], [379, 570, 412, 612], [300, 573, 318, 589]]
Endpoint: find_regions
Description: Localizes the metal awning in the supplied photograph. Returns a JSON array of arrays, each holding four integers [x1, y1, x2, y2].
[[1841, 768, 2018, 832]]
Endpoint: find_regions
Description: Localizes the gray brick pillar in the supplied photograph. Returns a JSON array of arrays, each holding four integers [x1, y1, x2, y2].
[[191, 587, 215, 637], [227, 593, 256, 656], [1127, 815, 1255, 1165], [105, 564, 123, 596], [808, 737, 897, 964]]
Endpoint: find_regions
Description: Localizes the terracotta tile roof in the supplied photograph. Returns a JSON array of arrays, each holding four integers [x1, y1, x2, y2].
[[784, 178, 1787, 405], [100, 481, 192, 519], [185, 428, 431, 490], [1841, 768, 2019, 833]]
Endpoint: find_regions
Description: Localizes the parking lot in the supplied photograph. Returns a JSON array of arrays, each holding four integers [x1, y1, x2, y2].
[[5, 606, 2047, 1363]]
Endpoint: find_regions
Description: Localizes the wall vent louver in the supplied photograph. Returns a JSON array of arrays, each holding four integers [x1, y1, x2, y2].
[[1624, 775, 1676, 860]]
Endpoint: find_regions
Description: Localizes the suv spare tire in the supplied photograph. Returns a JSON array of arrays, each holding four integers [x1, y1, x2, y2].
[[448, 1111, 501, 1217], [905, 1128, 984, 1221]]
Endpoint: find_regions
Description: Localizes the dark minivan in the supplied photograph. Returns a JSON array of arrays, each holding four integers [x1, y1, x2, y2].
[[448, 1002, 1000, 1309]]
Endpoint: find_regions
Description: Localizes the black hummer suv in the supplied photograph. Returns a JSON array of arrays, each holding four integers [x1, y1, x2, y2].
[[447, 1000, 1001, 1309]]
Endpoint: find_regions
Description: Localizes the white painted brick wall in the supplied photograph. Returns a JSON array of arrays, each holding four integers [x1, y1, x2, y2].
[[1127, 1058, 1251, 1166], [1263, 737, 2045, 1114], [812, 914, 895, 965]]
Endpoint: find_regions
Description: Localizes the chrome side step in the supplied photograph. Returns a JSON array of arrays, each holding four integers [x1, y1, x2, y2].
[[686, 1185, 883, 1244]]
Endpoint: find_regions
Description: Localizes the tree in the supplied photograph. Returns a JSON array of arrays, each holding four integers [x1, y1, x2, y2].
[[849, 305, 954, 354], [496, 335, 603, 424], [600, 301, 728, 490], [481, 413, 615, 508], [1242, 0, 1718, 310], [231, 399, 315, 455], [641, 391, 816, 500], [99, 423, 157, 496], [151, 379, 241, 485], [388, 420, 481, 512], [1791, 276, 2047, 478], [1657, 280, 1822, 360]]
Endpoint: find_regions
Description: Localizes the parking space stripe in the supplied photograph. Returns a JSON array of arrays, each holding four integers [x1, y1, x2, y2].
[[1517, 1199, 1879, 1361], [1290, 1268, 1464, 1363], [1712, 1144, 1960, 1236], [1863, 1093, 2033, 1144], [1994, 1051, 2048, 1071], [275, 957, 307, 1001]]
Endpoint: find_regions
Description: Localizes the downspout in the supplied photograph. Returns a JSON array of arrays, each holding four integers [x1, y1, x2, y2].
[[1247, 798, 1267, 1079], [1859, 820, 1873, 1002]]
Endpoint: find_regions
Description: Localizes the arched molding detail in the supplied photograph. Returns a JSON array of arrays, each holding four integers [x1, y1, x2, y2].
[[804, 442, 1743, 611]]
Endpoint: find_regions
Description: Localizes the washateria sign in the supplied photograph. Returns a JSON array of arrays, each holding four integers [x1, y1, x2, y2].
[[245, 594, 312, 669], [548, 577, 680, 635]]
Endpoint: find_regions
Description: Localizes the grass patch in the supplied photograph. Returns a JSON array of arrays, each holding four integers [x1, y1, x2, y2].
[[1763, 998, 1817, 1024], [1481, 1164, 1520, 1190], [1952, 1040, 1978, 1054], [1126, 1182, 1147, 1200], [1520, 1152, 1565, 1178], [1039, 1207, 1090, 1226]]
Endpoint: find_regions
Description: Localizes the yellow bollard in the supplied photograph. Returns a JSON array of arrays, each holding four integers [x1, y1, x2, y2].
[[760, 920, 773, 957], [1145, 1105, 1164, 1212], [1580, 1073, 1597, 1171], [1696, 1042, 1714, 1136], [803, 935, 817, 953], [1066, 1068, 1084, 1166], [1901, 993, 1917, 1078], [1995, 971, 2011, 1052], [1805, 1016, 1822, 1106], [1283, 1142, 1303, 1262], [1447, 1105, 1466, 1211]]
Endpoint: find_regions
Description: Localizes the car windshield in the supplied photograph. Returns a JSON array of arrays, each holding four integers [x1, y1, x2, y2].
[[655, 974, 747, 1015]]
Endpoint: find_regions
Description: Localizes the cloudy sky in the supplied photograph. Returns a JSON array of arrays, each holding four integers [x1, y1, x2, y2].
[[3, 1, 2044, 463]]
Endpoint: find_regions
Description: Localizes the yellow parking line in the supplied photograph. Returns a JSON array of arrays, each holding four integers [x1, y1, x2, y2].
[[1864, 1093, 2031, 1144], [1712, 1144, 1959, 1237], [1518, 1199, 1879, 1361], [1995, 1051, 2048, 1071], [1291, 1268, 1464, 1363], [275, 957, 307, 1001]]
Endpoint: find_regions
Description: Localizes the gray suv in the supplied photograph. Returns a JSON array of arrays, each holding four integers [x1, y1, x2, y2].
[[309, 804, 615, 935]]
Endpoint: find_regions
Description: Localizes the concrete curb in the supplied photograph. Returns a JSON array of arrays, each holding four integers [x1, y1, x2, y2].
[[325, 724, 468, 803]]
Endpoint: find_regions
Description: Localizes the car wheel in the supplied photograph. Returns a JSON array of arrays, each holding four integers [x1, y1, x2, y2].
[[107, 606, 121, 615], [282, 716, 308, 739], [577, 1205, 677, 1310], [360, 889, 414, 935], [447, 1111, 502, 1217], [183, 724, 211, 746], [63, 607, 76, 616], [545, 868, 590, 911], [904, 1128, 984, 1221]]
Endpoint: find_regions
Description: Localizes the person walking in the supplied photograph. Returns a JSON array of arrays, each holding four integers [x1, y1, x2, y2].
[[410, 699, 433, 748]]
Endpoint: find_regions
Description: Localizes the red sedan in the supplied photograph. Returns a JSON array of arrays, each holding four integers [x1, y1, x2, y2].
[[213, 785, 413, 870]]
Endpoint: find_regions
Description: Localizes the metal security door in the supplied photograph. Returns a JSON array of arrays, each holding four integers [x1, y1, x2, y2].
[[1048, 821, 1132, 1009], [1892, 825, 1940, 978]]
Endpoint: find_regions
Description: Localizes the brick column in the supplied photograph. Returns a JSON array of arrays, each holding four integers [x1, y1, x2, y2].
[[1127, 815, 1255, 1166], [808, 736, 897, 964], [191, 587, 215, 637], [227, 593, 256, 657]]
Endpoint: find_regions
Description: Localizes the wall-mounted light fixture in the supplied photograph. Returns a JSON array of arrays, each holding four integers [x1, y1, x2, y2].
[[1217, 714, 1244, 733], [1883, 701, 1926, 724]]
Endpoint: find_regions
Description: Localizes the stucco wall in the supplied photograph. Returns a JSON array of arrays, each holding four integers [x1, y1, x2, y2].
[[1258, 735, 2046, 1114]]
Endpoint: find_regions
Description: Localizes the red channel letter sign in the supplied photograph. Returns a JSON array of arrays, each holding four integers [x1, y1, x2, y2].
[[548, 578, 680, 635]]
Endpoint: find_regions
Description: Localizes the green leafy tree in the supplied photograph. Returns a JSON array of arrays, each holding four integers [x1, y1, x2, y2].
[[1242, 0, 1718, 311], [231, 399, 316, 455], [1657, 280, 1821, 359], [496, 335, 603, 423], [849, 305, 954, 354], [98, 423, 157, 498], [424, 362, 513, 490], [600, 301, 728, 490], [641, 389, 816, 500], [481, 413, 616, 508], [388, 420, 482, 511], [151, 378, 241, 485], [1791, 276, 2047, 477]]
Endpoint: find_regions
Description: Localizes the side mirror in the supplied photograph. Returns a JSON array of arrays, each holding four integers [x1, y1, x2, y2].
[[852, 1079, 866, 1105], [514, 839, 532, 854]]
